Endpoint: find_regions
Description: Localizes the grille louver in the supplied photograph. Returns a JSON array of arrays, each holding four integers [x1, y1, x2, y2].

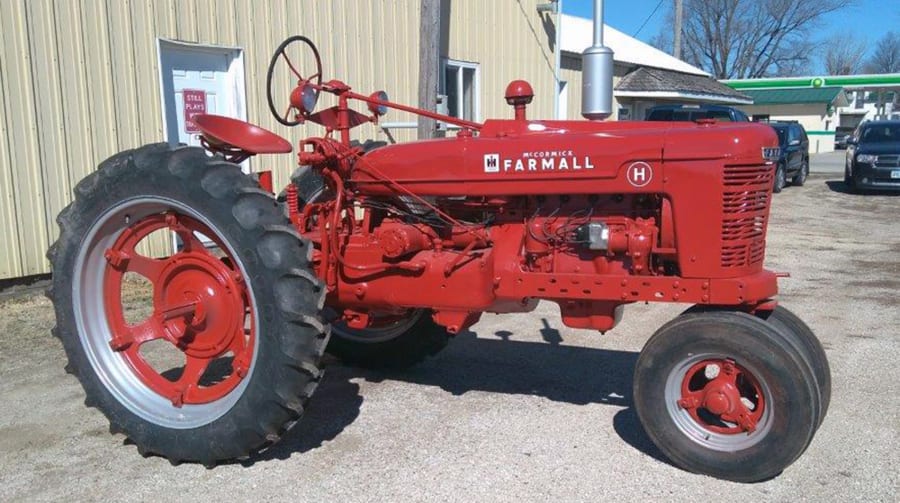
[[721, 165, 772, 268]]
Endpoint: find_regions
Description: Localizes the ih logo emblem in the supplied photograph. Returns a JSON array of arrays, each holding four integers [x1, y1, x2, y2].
[[483, 153, 500, 173], [626, 161, 653, 187]]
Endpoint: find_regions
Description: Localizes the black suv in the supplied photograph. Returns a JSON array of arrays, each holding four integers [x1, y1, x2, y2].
[[844, 120, 900, 192], [769, 122, 810, 193], [834, 126, 855, 149], [645, 104, 750, 122]]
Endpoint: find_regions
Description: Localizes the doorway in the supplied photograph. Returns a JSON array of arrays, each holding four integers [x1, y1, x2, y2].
[[157, 39, 246, 153], [157, 40, 247, 251]]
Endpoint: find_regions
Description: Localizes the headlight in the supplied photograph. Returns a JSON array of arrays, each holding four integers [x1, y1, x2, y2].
[[299, 83, 318, 114], [856, 154, 877, 163], [367, 91, 389, 116], [289, 82, 319, 116]]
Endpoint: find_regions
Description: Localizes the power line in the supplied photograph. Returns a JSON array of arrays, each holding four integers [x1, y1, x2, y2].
[[634, 0, 665, 38]]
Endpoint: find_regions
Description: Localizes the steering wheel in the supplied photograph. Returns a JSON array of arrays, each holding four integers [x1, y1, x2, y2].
[[266, 35, 323, 126]]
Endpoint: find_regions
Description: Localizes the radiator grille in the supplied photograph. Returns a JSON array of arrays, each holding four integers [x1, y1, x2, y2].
[[874, 155, 900, 168], [721, 165, 772, 268]]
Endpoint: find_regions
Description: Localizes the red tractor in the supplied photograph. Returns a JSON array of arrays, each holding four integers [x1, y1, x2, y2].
[[48, 37, 829, 482]]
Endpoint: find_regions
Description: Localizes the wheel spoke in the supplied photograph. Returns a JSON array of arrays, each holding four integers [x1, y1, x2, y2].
[[176, 229, 207, 253], [228, 325, 253, 378], [178, 356, 210, 387], [280, 51, 303, 79], [677, 389, 704, 410], [166, 213, 209, 254], [109, 316, 167, 351], [126, 253, 168, 282], [283, 104, 295, 122], [718, 361, 740, 387], [132, 317, 168, 345]]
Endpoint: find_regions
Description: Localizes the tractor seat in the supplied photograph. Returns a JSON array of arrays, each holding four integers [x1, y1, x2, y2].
[[192, 114, 292, 155]]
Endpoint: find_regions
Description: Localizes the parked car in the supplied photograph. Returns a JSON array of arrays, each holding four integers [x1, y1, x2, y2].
[[833, 126, 855, 150], [769, 122, 810, 193], [644, 104, 750, 122], [844, 120, 900, 192]]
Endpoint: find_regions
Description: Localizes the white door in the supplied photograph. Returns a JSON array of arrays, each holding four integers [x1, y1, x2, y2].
[[157, 40, 246, 250], [157, 40, 246, 151]]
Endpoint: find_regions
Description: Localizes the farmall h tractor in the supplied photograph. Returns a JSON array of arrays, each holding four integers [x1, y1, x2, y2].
[[47, 36, 830, 482]]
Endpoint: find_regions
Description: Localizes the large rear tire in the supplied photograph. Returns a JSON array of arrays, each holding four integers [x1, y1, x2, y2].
[[47, 144, 328, 464], [634, 311, 819, 482]]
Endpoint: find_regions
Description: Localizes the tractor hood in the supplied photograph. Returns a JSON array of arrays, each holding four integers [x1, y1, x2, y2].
[[352, 119, 777, 196]]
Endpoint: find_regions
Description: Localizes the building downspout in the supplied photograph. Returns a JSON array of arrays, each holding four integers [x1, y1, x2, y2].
[[539, 0, 564, 119], [555, 0, 562, 119]]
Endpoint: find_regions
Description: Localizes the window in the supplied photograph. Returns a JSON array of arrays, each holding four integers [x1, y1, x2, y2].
[[706, 110, 734, 122], [442, 59, 479, 121], [787, 126, 799, 144]]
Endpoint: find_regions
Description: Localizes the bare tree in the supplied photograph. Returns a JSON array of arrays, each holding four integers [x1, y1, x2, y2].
[[824, 34, 868, 75], [865, 31, 900, 73], [653, 0, 852, 79]]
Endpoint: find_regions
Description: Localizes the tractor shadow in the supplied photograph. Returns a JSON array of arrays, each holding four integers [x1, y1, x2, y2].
[[257, 319, 668, 466]]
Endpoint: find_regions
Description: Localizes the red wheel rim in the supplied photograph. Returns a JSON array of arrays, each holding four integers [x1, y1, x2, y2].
[[677, 358, 766, 434], [101, 212, 254, 407]]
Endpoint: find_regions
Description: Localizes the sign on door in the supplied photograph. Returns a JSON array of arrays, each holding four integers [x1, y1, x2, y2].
[[183, 89, 207, 133]]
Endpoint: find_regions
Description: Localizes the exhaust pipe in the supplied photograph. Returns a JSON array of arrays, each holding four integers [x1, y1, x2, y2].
[[581, 0, 614, 120]]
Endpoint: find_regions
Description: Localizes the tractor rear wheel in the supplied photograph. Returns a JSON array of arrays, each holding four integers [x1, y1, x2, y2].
[[326, 309, 449, 369], [47, 144, 328, 464], [290, 158, 450, 369], [633, 310, 819, 482]]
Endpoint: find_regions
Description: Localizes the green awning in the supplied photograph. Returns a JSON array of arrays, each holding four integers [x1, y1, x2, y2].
[[740, 86, 849, 106]]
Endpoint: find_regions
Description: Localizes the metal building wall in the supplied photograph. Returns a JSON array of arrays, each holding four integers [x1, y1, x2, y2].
[[444, 0, 556, 120], [0, 0, 556, 280]]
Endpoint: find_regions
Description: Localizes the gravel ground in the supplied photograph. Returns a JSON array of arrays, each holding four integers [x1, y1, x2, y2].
[[0, 171, 897, 502]]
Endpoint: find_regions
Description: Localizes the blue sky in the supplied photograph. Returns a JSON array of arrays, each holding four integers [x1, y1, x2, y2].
[[562, 0, 899, 72]]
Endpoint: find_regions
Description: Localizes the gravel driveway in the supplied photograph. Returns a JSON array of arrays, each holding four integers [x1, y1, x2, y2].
[[0, 172, 897, 501]]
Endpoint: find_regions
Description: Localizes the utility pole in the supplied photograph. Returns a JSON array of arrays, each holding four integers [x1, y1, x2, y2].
[[418, 0, 440, 139], [673, 0, 683, 59]]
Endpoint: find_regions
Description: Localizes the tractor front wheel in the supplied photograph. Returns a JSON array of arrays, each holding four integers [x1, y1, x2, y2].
[[633, 310, 819, 482], [758, 305, 831, 427], [47, 144, 328, 464]]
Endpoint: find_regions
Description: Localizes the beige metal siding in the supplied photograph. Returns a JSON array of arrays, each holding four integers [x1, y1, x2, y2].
[[0, 0, 559, 279], [445, 0, 556, 121], [561, 53, 583, 120]]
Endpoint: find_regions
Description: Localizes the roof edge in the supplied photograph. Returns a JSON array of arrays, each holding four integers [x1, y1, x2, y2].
[[614, 90, 754, 105], [723, 74, 900, 90]]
